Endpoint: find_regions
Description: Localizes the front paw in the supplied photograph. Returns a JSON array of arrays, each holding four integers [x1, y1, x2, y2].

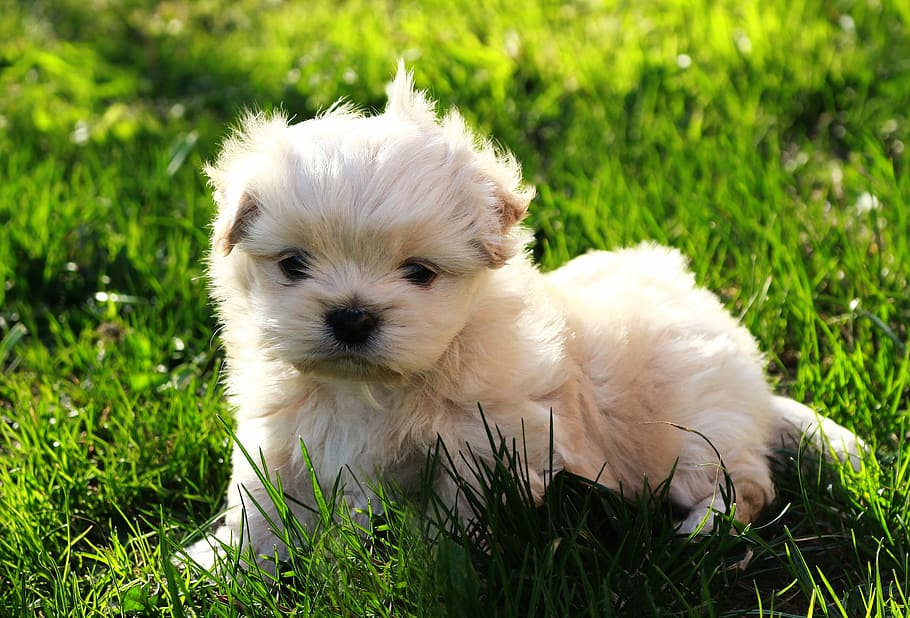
[[174, 527, 236, 573]]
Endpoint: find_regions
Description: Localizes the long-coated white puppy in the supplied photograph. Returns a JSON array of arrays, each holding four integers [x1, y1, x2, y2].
[[187, 65, 863, 568]]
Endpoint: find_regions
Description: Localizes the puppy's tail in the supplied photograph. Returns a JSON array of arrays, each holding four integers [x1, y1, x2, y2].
[[772, 395, 866, 471]]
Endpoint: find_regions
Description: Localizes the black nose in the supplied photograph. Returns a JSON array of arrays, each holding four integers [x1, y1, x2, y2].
[[325, 307, 378, 346]]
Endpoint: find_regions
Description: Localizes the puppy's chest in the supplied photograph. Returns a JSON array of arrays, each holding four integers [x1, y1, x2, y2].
[[288, 386, 425, 484]]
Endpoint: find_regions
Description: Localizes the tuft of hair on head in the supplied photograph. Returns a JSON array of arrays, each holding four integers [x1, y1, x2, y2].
[[384, 61, 439, 125]]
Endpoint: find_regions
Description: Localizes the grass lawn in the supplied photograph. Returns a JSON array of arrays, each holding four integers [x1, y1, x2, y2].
[[1, 0, 909, 615]]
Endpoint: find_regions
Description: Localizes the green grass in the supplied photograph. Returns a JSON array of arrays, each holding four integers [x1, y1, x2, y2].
[[1, 0, 908, 615]]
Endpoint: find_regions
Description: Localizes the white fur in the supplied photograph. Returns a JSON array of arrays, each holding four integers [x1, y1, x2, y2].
[[185, 66, 865, 569]]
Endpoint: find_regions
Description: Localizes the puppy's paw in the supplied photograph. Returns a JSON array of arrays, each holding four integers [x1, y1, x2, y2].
[[172, 526, 239, 575], [675, 494, 724, 536], [173, 537, 223, 572], [813, 416, 867, 471], [773, 396, 868, 472]]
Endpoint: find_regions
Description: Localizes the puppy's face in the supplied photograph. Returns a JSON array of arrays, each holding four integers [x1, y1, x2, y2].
[[207, 68, 534, 381]]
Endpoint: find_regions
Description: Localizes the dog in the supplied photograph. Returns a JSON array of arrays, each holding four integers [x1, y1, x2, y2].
[[185, 64, 864, 569]]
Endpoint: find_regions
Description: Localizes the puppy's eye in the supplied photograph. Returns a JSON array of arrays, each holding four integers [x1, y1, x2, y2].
[[278, 251, 312, 281], [401, 260, 437, 287]]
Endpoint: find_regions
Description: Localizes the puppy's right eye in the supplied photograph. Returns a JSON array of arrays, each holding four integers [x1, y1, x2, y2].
[[401, 260, 438, 287], [278, 251, 312, 281]]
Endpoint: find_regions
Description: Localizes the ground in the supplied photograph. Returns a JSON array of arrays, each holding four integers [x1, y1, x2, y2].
[[0, 1, 908, 615]]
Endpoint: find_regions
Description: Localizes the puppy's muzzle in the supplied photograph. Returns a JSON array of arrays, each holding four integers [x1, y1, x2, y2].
[[325, 307, 378, 346]]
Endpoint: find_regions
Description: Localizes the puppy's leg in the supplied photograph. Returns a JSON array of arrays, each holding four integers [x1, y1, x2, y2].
[[673, 452, 774, 534], [180, 492, 290, 574], [773, 396, 866, 471], [181, 523, 237, 572], [676, 397, 866, 534], [181, 439, 319, 572]]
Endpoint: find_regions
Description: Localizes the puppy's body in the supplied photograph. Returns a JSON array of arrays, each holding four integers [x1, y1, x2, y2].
[[188, 67, 863, 567]]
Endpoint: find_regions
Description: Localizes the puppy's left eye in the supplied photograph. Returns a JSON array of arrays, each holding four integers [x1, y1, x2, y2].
[[401, 260, 437, 287]]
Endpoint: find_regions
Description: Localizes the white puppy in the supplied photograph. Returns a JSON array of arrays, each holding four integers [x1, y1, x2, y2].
[[187, 66, 864, 568]]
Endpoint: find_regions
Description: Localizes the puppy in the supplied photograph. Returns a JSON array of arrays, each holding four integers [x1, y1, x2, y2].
[[186, 65, 864, 568]]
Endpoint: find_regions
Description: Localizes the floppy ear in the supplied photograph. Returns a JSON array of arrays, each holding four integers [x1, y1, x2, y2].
[[497, 184, 533, 225], [211, 190, 260, 257], [205, 111, 288, 256], [387, 62, 534, 266], [481, 182, 535, 267]]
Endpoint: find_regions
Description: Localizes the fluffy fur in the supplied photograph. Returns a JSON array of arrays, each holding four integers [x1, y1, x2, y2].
[[187, 65, 864, 568]]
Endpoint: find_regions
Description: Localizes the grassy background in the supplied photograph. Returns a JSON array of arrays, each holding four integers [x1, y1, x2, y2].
[[1, 0, 908, 615]]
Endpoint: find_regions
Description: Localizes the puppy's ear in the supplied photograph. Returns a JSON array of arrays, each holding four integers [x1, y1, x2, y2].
[[211, 191, 260, 256], [386, 63, 535, 265], [385, 62, 437, 124], [481, 181, 535, 267], [205, 111, 288, 256]]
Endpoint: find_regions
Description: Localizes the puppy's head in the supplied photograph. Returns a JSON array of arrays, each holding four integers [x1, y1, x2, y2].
[[206, 65, 534, 380]]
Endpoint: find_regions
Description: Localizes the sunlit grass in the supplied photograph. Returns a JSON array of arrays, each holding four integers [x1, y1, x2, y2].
[[1, 0, 908, 615]]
